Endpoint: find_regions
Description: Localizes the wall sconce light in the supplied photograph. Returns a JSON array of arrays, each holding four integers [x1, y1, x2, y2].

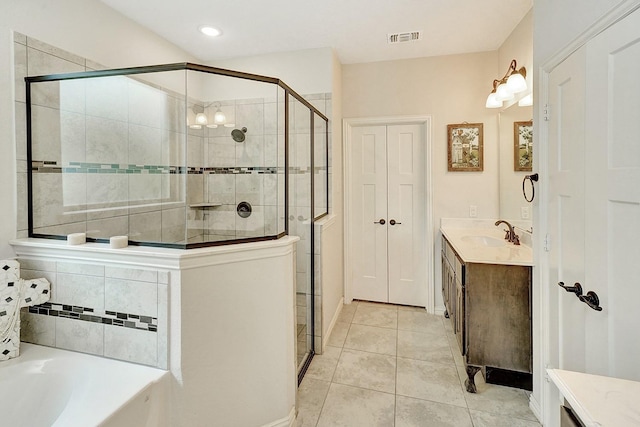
[[188, 103, 236, 129], [189, 104, 207, 129], [486, 59, 527, 109], [213, 106, 226, 126]]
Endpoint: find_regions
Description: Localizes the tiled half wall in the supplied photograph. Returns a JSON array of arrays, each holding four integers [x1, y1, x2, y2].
[[19, 258, 169, 369]]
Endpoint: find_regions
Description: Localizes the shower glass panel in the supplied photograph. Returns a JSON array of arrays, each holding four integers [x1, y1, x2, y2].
[[288, 94, 314, 373], [28, 70, 188, 242], [26, 63, 298, 249], [184, 70, 282, 244]]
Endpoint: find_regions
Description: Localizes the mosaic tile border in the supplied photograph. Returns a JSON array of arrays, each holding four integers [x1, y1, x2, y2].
[[28, 302, 158, 332], [31, 161, 282, 175], [31, 161, 326, 175]]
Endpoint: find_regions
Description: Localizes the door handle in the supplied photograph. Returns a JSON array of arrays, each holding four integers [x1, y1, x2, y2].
[[374, 219, 386, 225], [579, 291, 603, 311], [558, 281, 583, 296], [389, 219, 401, 226]]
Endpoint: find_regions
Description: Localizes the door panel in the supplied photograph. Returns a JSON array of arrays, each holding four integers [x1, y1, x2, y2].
[[387, 124, 426, 306], [585, 10, 640, 379], [548, 45, 587, 373], [351, 126, 388, 302]]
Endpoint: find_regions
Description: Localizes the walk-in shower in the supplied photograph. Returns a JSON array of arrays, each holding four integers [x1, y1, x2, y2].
[[25, 62, 328, 379]]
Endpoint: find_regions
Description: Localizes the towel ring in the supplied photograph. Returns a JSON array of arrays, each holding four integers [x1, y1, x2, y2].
[[523, 173, 538, 203]]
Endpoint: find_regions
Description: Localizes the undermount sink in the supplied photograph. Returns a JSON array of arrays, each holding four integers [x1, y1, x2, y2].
[[460, 235, 506, 247]]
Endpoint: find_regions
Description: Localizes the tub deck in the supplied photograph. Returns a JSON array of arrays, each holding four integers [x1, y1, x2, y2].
[[0, 343, 169, 427]]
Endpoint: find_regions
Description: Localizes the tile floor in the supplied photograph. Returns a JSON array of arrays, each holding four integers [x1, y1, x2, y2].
[[296, 300, 542, 427]]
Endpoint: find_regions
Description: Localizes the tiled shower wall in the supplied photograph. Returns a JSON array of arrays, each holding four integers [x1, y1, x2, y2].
[[185, 95, 285, 242], [18, 257, 169, 369], [15, 33, 189, 243]]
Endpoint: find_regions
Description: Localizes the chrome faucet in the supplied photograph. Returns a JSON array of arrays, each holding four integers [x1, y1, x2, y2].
[[495, 220, 520, 245]]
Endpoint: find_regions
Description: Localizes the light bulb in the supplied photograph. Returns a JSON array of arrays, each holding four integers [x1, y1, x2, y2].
[[485, 92, 502, 108], [213, 108, 226, 125], [518, 93, 533, 107], [495, 82, 514, 101], [195, 112, 208, 125], [507, 72, 527, 93]]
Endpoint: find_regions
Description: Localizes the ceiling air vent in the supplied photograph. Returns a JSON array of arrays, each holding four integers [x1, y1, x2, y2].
[[387, 31, 422, 44]]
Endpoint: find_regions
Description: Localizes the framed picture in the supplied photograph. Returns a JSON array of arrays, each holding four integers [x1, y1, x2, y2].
[[514, 120, 533, 171], [447, 123, 483, 171]]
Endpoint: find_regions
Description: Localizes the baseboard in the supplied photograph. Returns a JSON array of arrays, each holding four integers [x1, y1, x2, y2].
[[262, 406, 296, 427], [322, 297, 344, 351], [434, 305, 446, 316], [529, 393, 542, 424]]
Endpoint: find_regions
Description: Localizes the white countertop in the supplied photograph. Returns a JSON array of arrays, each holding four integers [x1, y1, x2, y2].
[[548, 369, 640, 427], [440, 219, 533, 266]]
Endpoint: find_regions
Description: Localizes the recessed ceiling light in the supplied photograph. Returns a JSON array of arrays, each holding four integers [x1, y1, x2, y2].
[[199, 26, 222, 37]]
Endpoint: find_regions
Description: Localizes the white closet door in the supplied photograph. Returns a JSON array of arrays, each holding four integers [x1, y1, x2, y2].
[[349, 124, 426, 306], [350, 125, 389, 302], [387, 124, 426, 306]]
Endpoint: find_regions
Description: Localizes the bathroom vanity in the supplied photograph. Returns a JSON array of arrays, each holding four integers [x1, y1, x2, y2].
[[441, 219, 533, 393]]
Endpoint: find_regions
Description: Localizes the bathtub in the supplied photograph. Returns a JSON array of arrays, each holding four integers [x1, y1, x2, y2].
[[0, 343, 169, 427]]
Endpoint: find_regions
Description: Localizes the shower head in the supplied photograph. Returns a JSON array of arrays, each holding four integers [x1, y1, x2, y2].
[[231, 127, 247, 143]]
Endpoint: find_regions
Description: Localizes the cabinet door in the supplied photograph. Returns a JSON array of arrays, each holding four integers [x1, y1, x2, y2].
[[441, 251, 448, 311], [455, 276, 465, 355]]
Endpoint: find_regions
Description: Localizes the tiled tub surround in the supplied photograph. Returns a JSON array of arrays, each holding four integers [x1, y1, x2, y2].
[[17, 257, 169, 369], [11, 236, 300, 427]]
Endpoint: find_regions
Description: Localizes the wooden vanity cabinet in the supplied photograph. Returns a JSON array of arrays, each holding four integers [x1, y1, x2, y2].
[[441, 235, 532, 392], [441, 237, 465, 355]]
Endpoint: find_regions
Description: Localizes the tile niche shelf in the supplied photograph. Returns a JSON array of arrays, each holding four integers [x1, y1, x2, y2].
[[189, 203, 222, 209]]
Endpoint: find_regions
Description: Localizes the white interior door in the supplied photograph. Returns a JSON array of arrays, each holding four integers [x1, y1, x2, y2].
[[546, 8, 640, 383], [350, 125, 388, 302], [349, 123, 426, 306], [584, 9, 640, 379], [387, 124, 426, 305], [547, 45, 588, 373]]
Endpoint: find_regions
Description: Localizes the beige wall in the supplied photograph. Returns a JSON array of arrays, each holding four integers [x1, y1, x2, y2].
[[342, 51, 500, 311], [320, 50, 344, 344]]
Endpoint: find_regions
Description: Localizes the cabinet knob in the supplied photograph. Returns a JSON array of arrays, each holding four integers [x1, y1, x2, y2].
[[389, 219, 402, 225], [374, 219, 386, 225]]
